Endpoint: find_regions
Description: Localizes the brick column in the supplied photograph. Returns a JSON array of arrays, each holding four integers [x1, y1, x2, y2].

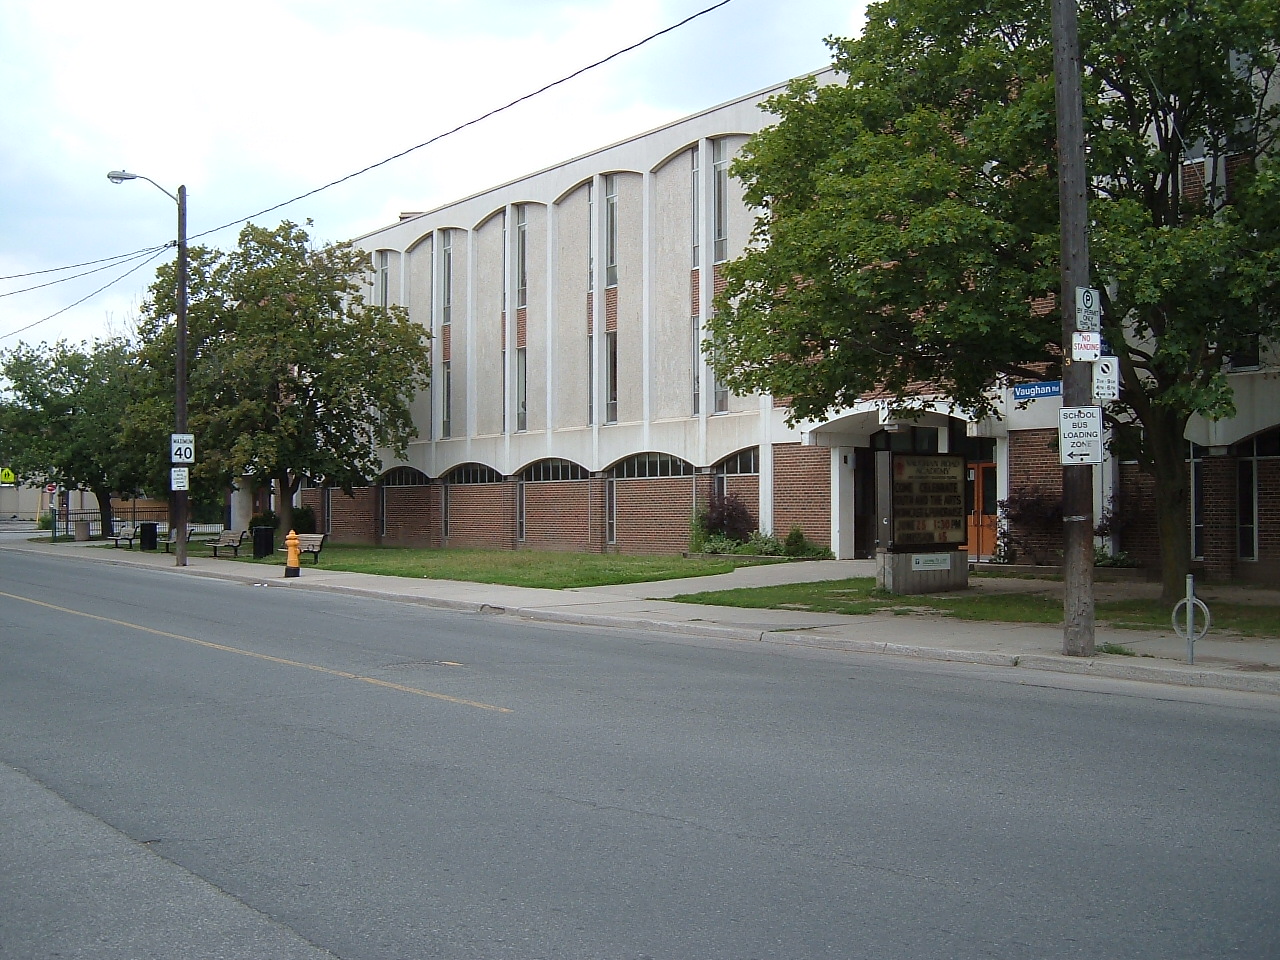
[[1199, 453, 1237, 582]]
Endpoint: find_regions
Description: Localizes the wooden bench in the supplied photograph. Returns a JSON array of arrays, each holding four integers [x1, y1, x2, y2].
[[282, 532, 326, 564], [109, 524, 140, 548], [159, 527, 193, 554], [206, 529, 247, 558]]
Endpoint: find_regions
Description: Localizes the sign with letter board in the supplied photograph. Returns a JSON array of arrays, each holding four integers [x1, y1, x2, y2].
[[876, 453, 967, 552]]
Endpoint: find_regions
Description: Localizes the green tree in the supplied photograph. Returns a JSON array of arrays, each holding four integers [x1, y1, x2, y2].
[[135, 221, 431, 534], [0, 338, 145, 533], [709, 0, 1280, 602]]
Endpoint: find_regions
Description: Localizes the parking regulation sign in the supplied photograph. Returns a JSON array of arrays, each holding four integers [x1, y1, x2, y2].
[[1059, 406, 1104, 465]]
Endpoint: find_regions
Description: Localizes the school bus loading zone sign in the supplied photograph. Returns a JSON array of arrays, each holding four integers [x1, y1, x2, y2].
[[890, 454, 967, 549]]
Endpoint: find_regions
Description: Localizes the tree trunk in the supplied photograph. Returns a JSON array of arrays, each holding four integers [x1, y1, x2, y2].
[[1145, 409, 1192, 605], [276, 473, 293, 536], [92, 487, 114, 538]]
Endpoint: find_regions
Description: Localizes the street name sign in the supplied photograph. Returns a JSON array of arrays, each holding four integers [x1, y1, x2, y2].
[[1059, 406, 1103, 465], [1071, 331, 1101, 361], [1075, 286, 1101, 332], [1093, 356, 1120, 401], [171, 433, 195, 464]]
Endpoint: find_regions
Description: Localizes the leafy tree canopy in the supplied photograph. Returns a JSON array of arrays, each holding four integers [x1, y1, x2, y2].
[[710, 0, 1280, 596], [134, 221, 431, 532], [0, 338, 145, 530]]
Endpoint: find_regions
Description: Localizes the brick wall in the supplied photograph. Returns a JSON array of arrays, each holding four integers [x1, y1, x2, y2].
[[383, 486, 442, 548], [771, 443, 830, 547], [327, 488, 378, 545], [613, 477, 695, 554], [523, 480, 592, 551], [1005, 429, 1065, 563], [446, 483, 516, 549], [1115, 463, 1161, 568], [1199, 456, 1236, 581]]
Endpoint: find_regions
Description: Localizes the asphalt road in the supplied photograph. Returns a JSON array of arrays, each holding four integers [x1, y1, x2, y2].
[[2, 549, 1278, 959]]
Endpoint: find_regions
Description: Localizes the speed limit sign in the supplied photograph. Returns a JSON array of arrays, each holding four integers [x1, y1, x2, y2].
[[171, 433, 195, 464]]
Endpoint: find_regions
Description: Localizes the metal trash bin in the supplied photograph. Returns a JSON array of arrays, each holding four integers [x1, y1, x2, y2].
[[252, 525, 275, 559], [139, 522, 158, 551]]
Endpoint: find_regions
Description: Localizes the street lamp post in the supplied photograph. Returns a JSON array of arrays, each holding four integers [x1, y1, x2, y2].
[[107, 170, 189, 567]]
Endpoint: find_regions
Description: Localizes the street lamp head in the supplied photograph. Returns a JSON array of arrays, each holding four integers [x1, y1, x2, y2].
[[106, 170, 138, 184]]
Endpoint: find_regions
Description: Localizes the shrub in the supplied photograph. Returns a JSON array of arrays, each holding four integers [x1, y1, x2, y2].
[[704, 493, 755, 542], [37, 509, 53, 530], [250, 509, 279, 530], [292, 505, 317, 534], [783, 526, 834, 559], [701, 533, 743, 555], [689, 506, 709, 554], [736, 530, 784, 555]]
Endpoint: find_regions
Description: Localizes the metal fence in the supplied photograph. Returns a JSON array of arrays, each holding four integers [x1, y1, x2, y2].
[[49, 508, 224, 540]]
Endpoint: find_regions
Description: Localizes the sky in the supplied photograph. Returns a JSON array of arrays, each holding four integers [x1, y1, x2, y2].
[[0, 0, 867, 349]]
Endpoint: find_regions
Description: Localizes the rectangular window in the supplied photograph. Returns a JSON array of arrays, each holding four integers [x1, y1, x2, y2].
[[605, 330, 618, 424], [516, 205, 528, 309], [605, 174, 619, 287], [1230, 334, 1261, 370], [442, 360, 452, 439], [1191, 455, 1205, 560], [691, 315, 701, 415], [588, 333, 594, 425], [710, 340, 728, 413], [375, 250, 390, 307], [441, 230, 453, 326], [1239, 459, 1257, 560], [691, 146, 700, 269], [587, 181, 594, 291], [713, 139, 730, 263], [501, 349, 507, 434], [516, 346, 527, 432], [606, 478, 617, 544], [516, 481, 526, 542]]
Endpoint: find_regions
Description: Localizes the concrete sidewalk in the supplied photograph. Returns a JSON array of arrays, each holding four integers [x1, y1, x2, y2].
[[5, 524, 1279, 697]]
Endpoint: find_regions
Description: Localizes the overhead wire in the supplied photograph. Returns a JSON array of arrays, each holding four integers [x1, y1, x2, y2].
[[0, 0, 737, 341], [0, 247, 171, 343], [0, 244, 172, 299]]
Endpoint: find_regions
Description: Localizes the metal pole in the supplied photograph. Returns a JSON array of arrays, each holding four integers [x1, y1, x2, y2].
[[175, 185, 189, 567], [1051, 0, 1095, 656], [1185, 574, 1195, 665]]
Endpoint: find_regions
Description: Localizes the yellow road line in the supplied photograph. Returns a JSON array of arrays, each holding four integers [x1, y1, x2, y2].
[[0, 590, 512, 713]]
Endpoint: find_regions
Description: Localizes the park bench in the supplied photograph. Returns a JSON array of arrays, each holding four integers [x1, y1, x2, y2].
[[109, 524, 140, 548], [207, 529, 247, 558], [159, 527, 193, 554], [282, 532, 326, 564]]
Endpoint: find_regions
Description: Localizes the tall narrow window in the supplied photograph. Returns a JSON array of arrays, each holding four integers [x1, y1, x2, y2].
[[691, 315, 701, 415], [604, 174, 619, 287], [605, 330, 618, 424], [516, 205, 528, 308], [516, 480, 526, 542], [516, 346, 527, 432], [691, 146, 700, 269], [1190, 443, 1205, 560], [501, 349, 507, 434], [587, 181, 595, 291], [1239, 458, 1257, 560], [712, 139, 730, 263], [375, 250, 390, 306], [442, 360, 453, 439], [710, 340, 728, 413], [441, 230, 453, 326], [605, 478, 617, 545], [588, 333, 594, 425]]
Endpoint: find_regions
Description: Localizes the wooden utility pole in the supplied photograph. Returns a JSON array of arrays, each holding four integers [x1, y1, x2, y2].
[[1051, 0, 1096, 656]]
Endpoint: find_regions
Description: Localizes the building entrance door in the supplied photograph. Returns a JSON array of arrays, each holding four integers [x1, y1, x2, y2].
[[966, 462, 998, 560]]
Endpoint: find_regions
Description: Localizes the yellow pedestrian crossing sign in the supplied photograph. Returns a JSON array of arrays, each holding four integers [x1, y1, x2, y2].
[[0, 467, 15, 486]]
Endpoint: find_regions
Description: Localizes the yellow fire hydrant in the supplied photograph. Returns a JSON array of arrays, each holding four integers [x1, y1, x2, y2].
[[284, 529, 301, 578]]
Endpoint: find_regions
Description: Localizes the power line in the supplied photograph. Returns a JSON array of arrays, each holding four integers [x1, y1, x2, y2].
[[190, 0, 735, 242], [0, 243, 173, 282], [0, 247, 171, 343], [0, 244, 171, 299], [2, 0, 737, 335]]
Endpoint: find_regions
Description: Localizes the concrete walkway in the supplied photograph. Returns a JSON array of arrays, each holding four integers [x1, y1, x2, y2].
[[4, 522, 1278, 697]]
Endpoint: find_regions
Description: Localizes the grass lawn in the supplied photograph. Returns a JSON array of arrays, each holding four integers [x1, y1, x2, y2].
[[669, 577, 1280, 637], [221, 543, 779, 590]]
